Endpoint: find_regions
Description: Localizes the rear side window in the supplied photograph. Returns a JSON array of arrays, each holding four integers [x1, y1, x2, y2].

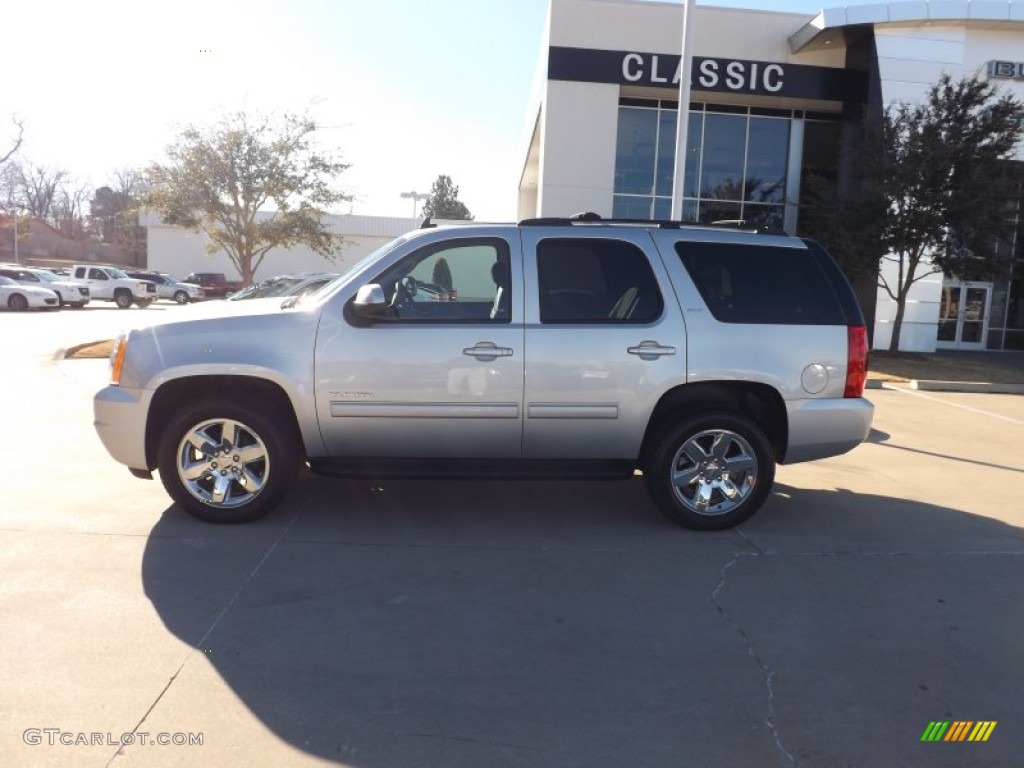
[[537, 238, 663, 324], [675, 241, 844, 325]]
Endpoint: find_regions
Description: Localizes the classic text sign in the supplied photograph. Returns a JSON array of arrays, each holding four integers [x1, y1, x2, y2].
[[548, 46, 867, 102]]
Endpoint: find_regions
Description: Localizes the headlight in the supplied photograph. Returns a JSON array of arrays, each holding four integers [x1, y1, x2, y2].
[[110, 333, 129, 386]]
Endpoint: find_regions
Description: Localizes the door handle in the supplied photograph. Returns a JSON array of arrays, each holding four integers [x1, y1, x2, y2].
[[463, 342, 514, 361], [627, 340, 676, 361]]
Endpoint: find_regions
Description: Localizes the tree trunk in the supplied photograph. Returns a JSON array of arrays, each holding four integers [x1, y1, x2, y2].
[[889, 293, 907, 351]]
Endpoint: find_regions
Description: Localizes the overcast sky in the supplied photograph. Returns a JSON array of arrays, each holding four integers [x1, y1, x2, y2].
[[2, 0, 890, 220]]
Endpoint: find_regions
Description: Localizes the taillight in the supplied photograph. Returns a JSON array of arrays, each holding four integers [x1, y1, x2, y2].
[[844, 325, 868, 398]]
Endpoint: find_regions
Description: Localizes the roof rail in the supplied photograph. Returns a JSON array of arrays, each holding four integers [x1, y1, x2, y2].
[[517, 212, 786, 235]]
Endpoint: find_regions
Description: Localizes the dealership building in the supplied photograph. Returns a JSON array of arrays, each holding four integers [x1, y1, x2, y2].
[[518, 0, 1024, 352]]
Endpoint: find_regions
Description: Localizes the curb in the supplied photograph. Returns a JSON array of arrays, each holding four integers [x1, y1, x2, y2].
[[909, 380, 1024, 395]]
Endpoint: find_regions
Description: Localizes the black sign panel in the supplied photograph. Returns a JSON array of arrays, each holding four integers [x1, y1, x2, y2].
[[548, 46, 867, 103]]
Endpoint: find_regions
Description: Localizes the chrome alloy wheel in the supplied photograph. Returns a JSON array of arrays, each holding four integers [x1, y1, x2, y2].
[[176, 418, 270, 507], [670, 429, 758, 517]]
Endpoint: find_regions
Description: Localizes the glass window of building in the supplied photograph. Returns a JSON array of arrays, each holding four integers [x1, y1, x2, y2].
[[612, 101, 791, 228]]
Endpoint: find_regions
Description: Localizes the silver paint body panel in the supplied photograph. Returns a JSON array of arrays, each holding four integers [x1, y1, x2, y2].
[[93, 223, 872, 473]]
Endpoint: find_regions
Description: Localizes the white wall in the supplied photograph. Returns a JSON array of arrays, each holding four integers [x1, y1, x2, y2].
[[873, 257, 945, 352], [537, 80, 620, 217], [144, 214, 418, 282]]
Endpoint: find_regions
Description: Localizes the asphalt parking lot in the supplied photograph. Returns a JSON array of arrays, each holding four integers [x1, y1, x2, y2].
[[1, 308, 1022, 768]]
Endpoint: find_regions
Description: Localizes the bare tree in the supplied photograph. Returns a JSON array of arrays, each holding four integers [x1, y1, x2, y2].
[[53, 181, 92, 240], [0, 116, 24, 166], [10, 163, 67, 221]]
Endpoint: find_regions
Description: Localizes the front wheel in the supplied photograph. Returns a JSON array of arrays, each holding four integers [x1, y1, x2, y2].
[[173, 290, 189, 305], [645, 412, 774, 530], [114, 289, 133, 309], [157, 399, 300, 523], [7, 293, 28, 311]]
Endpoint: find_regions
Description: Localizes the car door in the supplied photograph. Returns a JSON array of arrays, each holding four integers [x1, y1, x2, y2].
[[315, 233, 525, 459], [520, 228, 687, 459]]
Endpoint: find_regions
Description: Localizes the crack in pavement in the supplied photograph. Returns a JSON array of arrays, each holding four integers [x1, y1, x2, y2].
[[711, 540, 796, 767], [105, 506, 303, 767]]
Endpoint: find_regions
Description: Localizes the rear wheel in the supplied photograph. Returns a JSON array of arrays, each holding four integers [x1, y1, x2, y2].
[[645, 411, 774, 530], [7, 293, 28, 311], [157, 399, 300, 523], [114, 289, 133, 309]]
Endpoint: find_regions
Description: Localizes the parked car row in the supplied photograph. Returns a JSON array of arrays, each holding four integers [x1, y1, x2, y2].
[[0, 263, 340, 311]]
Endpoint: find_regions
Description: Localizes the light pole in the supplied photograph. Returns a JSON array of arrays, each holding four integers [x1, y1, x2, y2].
[[400, 191, 430, 218]]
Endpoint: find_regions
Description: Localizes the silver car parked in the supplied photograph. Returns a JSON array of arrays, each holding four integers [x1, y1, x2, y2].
[[94, 216, 872, 530]]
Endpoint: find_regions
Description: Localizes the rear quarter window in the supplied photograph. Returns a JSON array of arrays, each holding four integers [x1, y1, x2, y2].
[[675, 241, 844, 325]]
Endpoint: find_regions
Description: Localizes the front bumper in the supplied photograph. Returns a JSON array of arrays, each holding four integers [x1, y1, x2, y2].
[[784, 397, 874, 464], [94, 385, 153, 471]]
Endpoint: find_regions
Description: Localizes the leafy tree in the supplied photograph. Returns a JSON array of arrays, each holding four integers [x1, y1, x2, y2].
[[145, 111, 350, 286], [431, 256, 453, 291], [421, 174, 473, 220], [822, 75, 1024, 351]]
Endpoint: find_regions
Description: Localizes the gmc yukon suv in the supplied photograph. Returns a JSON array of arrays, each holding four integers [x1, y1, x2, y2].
[[94, 217, 872, 530]]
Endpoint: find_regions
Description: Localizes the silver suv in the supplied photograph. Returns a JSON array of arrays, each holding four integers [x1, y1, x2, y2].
[[94, 216, 873, 530]]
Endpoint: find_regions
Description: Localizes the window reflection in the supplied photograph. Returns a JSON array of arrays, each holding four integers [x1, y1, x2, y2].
[[613, 101, 794, 227]]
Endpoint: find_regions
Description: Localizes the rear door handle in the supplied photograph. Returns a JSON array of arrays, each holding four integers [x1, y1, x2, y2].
[[627, 340, 676, 361], [463, 342, 514, 361]]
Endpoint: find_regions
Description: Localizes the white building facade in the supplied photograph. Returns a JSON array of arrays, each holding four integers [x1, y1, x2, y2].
[[519, 0, 1024, 352], [144, 213, 419, 283]]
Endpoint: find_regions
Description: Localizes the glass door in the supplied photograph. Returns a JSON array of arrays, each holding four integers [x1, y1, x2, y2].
[[937, 281, 992, 350]]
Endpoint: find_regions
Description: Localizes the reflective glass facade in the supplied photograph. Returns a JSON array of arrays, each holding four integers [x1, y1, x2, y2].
[[613, 101, 815, 230]]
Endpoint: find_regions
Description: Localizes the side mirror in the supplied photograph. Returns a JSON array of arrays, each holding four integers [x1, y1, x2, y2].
[[351, 283, 388, 319]]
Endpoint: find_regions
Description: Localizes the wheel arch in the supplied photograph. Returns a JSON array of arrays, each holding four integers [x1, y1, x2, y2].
[[145, 375, 305, 470], [639, 381, 788, 469]]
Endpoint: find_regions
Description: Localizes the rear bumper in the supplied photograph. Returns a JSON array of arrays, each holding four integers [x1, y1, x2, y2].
[[783, 397, 873, 464], [94, 385, 152, 471]]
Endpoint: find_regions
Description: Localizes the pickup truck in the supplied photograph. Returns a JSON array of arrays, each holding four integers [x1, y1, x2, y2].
[[94, 216, 872, 529], [71, 265, 156, 308], [183, 272, 243, 298]]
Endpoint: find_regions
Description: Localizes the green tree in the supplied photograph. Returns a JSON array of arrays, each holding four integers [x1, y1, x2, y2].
[[421, 174, 473, 220], [824, 75, 1023, 351], [145, 111, 350, 286], [431, 256, 453, 291]]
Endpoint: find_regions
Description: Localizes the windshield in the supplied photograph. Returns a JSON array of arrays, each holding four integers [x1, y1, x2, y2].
[[0, 276, 16, 286], [34, 272, 60, 283], [107, 268, 129, 279], [228, 276, 304, 300]]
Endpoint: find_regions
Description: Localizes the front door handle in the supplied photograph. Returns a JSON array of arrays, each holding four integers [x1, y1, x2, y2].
[[627, 340, 676, 361], [463, 342, 514, 362]]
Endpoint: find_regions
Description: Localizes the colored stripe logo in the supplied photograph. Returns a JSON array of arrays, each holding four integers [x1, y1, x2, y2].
[[921, 721, 996, 742]]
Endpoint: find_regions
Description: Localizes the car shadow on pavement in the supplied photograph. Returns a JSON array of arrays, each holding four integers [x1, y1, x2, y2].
[[140, 473, 1024, 767]]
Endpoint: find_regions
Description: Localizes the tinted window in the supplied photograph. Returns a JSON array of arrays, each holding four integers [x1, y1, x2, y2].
[[537, 238, 663, 324], [369, 238, 511, 323], [676, 241, 844, 325]]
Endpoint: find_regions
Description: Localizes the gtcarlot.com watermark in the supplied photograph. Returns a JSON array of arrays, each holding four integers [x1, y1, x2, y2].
[[24, 729, 203, 747]]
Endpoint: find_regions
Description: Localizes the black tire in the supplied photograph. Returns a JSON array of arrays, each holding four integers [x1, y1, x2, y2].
[[645, 411, 774, 530], [173, 290, 189, 305], [114, 289, 133, 309], [8, 293, 28, 311], [135, 298, 153, 308], [157, 398, 300, 523], [71, 303, 86, 309]]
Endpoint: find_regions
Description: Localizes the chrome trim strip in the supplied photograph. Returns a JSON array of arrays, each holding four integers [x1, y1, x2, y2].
[[527, 404, 619, 419], [330, 402, 520, 419]]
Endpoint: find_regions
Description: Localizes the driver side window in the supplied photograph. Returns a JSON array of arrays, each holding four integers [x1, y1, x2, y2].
[[371, 238, 512, 323]]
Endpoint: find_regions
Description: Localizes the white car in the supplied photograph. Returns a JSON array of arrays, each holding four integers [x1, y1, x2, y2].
[[0, 267, 91, 308], [0, 275, 60, 311]]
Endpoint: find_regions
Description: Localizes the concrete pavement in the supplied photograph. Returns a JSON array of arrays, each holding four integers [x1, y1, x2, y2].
[[1, 307, 1022, 768]]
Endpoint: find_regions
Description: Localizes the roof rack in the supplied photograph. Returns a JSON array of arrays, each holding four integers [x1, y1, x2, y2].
[[517, 212, 787, 235]]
